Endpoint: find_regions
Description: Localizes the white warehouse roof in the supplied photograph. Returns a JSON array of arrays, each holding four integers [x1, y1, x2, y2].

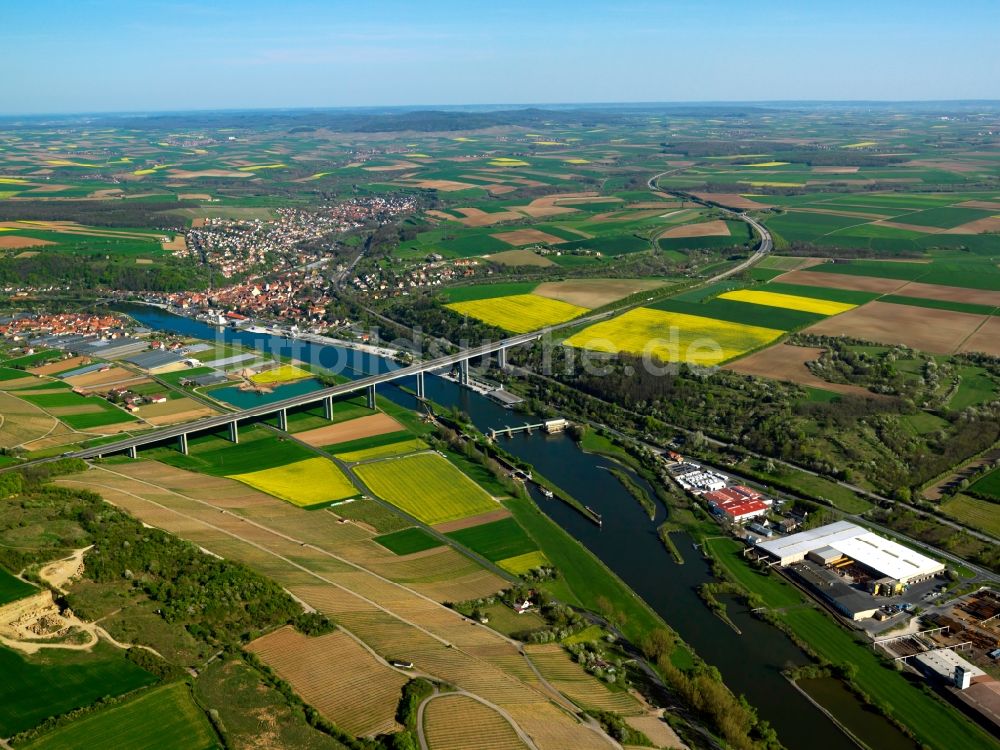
[[757, 521, 944, 582]]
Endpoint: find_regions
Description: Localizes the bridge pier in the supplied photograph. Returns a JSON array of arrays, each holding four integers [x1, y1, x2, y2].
[[366, 385, 377, 410], [497, 347, 507, 370], [229, 421, 239, 444], [415, 371, 425, 400], [127, 445, 138, 460], [459, 359, 470, 387], [276, 409, 288, 432], [178, 433, 189, 455], [323, 395, 334, 421]]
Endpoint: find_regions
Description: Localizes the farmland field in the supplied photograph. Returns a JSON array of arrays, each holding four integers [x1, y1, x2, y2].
[[354, 453, 499, 525], [248, 626, 409, 737], [250, 364, 312, 384], [447, 294, 588, 333], [423, 694, 529, 750], [0, 567, 37, 605], [497, 550, 550, 575], [804, 301, 989, 355], [20, 682, 217, 750], [230, 457, 358, 508], [445, 517, 539, 562], [969, 467, 1000, 501], [563, 307, 784, 366], [374, 527, 445, 555], [718, 289, 856, 316], [524, 643, 644, 714], [941, 494, 1000, 538], [335, 436, 427, 462], [0, 644, 156, 736]]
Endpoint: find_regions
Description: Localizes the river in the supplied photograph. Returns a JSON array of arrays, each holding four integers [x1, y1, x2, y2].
[[119, 303, 909, 750]]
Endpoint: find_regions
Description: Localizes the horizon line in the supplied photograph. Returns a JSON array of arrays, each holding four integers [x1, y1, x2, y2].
[[4, 98, 1000, 119]]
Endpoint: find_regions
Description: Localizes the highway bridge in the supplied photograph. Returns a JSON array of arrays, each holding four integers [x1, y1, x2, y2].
[[33, 176, 771, 465]]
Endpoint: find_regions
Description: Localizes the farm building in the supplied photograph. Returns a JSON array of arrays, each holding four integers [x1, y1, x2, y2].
[[756, 521, 944, 585]]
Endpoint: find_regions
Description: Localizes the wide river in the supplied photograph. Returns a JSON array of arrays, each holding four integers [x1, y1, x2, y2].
[[120, 303, 919, 750]]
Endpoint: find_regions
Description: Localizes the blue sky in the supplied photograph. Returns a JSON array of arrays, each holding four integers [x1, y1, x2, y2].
[[3, 0, 998, 114]]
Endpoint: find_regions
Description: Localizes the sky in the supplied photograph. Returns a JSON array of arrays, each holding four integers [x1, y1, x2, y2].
[[3, 0, 999, 114]]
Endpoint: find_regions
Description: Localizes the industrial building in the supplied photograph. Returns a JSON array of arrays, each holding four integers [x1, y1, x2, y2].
[[704, 486, 771, 523], [755, 521, 944, 586]]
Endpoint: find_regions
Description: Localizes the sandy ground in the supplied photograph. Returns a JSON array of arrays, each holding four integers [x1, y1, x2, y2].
[[39, 546, 91, 592], [64, 366, 135, 388], [804, 301, 989, 354], [178, 193, 212, 200], [957, 200, 1000, 211], [872, 220, 947, 233], [658, 220, 731, 239], [138, 397, 216, 426], [724, 344, 881, 398], [773, 269, 910, 293], [534, 278, 665, 308], [433, 508, 513, 533], [29, 355, 89, 376], [893, 281, 1000, 307], [0, 235, 56, 249], [487, 249, 556, 267], [451, 207, 525, 227], [492, 229, 568, 246], [957, 316, 1000, 356], [295, 413, 403, 447], [943, 216, 1000, 234], [161, 234, 186, 252]]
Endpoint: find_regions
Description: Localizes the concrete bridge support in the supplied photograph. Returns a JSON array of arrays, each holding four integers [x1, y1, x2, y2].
[[229, 421, 240, 444], [323, 395, 334, 421], [127, 445, 138, 460], [459, 359, 470, 387], [276, 409, 288, 432], [366, 385, 377, 410], [178, 433, 189, 455], [415, 371, 426, 400], [497, 347, 507, 370]]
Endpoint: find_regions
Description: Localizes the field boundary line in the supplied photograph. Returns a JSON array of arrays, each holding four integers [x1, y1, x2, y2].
[[69, 465, 608, 733]]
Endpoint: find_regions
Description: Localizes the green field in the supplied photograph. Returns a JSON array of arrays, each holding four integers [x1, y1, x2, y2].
[[0, 644, 156, 736], [440, 281, 538, 303], [0, 568, 37, 605], [20, 682, 217, 750], [969, 467, 1000, 501], [353, 453, 498, 525], [373, 527, 444, 555], [328, 431, 427, 460], [941, 494, 1000, 538], [328, 497, 411, 533], [151, 429, 311, 476], [445, 517, 539, 562]]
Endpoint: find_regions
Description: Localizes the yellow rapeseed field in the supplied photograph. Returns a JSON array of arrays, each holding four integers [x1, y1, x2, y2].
[[447, 294, 587, 334], [563, 307, 783, 366], [743, 161, 790, 167], [498, 550, 550, 575], [487, 158, 529, 167], [250, 364, 312, 384], [230, 457, 357, 507], [719, 289, 856, 316]]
